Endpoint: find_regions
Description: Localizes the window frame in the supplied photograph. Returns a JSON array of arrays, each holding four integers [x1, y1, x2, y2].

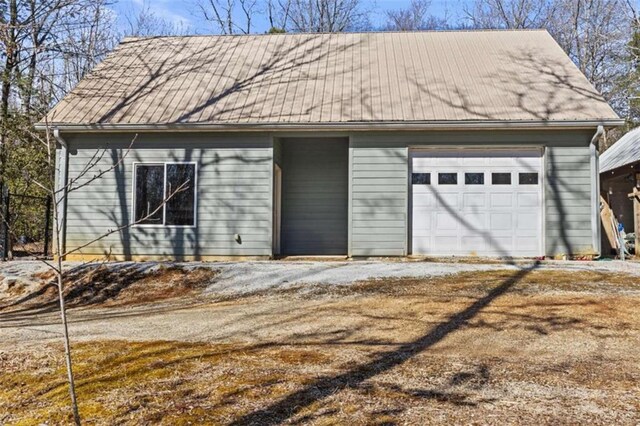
[[491, 172, 512, 185], [411, 172, 431, 185], [438, 172, 458, 185], [132, 161, 198, 228], [518, 172, 539, 185], [464, 172, 485, 185]]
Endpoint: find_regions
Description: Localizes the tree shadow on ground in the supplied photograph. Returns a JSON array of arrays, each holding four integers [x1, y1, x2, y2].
[[230, 262, 541, 425], [0, 263, 216, 320]]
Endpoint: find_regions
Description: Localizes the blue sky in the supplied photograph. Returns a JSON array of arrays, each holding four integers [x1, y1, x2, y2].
[[113, 0, 472, 34]]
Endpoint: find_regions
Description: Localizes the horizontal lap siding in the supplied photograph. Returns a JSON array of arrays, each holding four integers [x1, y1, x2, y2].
[[350, 130, 596, 257], [62, 133, 273, 258], [60, 130, 597, 259], [350, 141, 408, 256], [545, 146, 594, 255]]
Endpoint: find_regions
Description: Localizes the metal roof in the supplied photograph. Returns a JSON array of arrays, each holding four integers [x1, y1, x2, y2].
[[600, 127, 640, 173], [42, 30, 622, 129]]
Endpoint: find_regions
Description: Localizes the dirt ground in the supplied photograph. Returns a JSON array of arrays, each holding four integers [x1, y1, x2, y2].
[[1, 264, 639, 425]]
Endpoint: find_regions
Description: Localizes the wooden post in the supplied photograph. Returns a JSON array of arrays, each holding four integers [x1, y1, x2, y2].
[[629, 172, 640, 257]]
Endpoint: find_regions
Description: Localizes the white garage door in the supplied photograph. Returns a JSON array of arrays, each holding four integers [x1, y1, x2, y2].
[[411, 149, 543, 257]]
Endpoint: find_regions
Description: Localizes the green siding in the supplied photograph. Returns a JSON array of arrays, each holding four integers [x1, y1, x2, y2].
[[350, 141, 408, 256], [545, 145, 594, 255], [59, 128, 599, 259], [62, 133, 273, 258], [350, 129, 597, 257]]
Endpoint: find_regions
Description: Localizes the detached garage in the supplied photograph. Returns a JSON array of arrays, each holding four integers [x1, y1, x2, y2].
[[39, 30, 623, 260]]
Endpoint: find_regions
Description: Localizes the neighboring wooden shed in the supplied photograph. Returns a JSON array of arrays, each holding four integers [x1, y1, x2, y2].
[[36, 31, 623, 260], [600, 127, 640, 253]]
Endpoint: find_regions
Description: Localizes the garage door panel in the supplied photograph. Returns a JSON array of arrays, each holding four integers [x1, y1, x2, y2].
[[490, 236, 515, 250], [514, 157, 541, 168], [461, 211, 488, 231], [461, 157, 486, 166], [412, 212, 432, 231], [490, 212, 513, 231], [461, 236, 487, 251], [411, 149, 542, 257], [434, 236, 458, 251], [463, 192, 487, 208], [490, 193, 514, 208], [517, 192, 539, 208], [412, 239, 432, 253], [516, 212, 539, 230], [436, 193, 460, 210], [436, 212, 459, 231], [517, 237, 539, 250], [490, 158, 516, 166], [412, 192, 436, 207]]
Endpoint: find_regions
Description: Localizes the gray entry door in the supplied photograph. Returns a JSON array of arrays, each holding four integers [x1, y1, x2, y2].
[[281, 138, 348, 255]]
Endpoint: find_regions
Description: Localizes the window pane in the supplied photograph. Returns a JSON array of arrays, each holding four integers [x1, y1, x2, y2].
[[438, 173, 457, 185], [465, 172, 484, 185], [412, 173, 430, 185], [492, 172, 511, 185], [165, 164, 196, 226], [135, 165, 164, 224], [519, 172, 539, 185]]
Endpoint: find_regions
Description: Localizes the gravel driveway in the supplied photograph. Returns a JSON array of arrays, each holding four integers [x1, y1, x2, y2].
[[1, 259, 639, 346]]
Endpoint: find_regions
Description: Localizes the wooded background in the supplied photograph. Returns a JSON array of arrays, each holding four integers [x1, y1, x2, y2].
[[0, 0, 638, 242]]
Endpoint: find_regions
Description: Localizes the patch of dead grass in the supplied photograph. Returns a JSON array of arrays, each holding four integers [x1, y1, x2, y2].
[[32, 269, 55, 282], [2, 268, 640, 424], [97, 266, 219, 306], [1, 333, 638, 425], [323, 269, 640, 298], [2, 265, 219, 311], [0, 340, 332, 425]]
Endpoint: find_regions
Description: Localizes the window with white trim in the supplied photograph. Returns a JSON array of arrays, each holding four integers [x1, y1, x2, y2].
[[134, 163, 197, 226]]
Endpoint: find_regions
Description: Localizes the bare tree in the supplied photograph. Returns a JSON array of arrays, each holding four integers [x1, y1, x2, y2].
[[286, 0, 370, 32], [608, 0, 640, 132], [5, 124, 193, 424], [464, 0, 633, 139], [0, 0, 19, 186], [0, 0, 121, 263], [384, 0, 445, 31], [548, 0, 630, 100], [266, 0, 291, 32], [464, 0, 554, 29], [124, 1, 188, 37], [198, 0, 259, 34], [0, 4, 148, 419], [58, 1, 119, 94]]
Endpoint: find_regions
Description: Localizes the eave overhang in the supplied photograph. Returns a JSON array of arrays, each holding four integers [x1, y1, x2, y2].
[[34, 119, 626, 133]]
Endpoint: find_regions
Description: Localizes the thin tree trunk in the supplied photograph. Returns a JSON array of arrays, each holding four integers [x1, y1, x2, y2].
[[1, 0, 18, 182], [56, 229, 81, 425]]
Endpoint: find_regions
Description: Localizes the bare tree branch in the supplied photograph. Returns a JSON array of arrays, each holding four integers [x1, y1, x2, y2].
[[384, 0, 445, 31]]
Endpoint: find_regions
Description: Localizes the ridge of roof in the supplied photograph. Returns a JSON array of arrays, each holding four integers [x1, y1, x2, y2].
[[121, 28, 550, 41]]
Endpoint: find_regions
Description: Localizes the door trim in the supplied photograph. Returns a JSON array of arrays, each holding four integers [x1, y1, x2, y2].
[[273, 164, 282, 255]]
